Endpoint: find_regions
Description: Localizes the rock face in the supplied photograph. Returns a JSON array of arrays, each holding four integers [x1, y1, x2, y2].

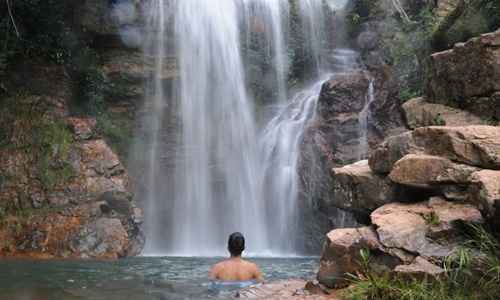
[[318, 198, 482, 288], [0, 71, 144, 259], [427, 29, 500, 119]]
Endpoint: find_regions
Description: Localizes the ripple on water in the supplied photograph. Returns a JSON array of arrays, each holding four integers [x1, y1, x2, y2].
[[0, 257, 319, 300]]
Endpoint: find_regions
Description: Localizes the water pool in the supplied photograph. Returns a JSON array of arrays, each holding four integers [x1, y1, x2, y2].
[[0, 257, 319, 299]]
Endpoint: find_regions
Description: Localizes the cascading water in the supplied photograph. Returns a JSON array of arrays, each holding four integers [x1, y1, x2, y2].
[[298, 0, 328, 73], [259, 77, 327, 253], [240, 0, 290, 103], [358, 79, 375, 160], [140, 0, 171, 254], [140, 0, 356, 256], [171, 0, 268, 256]]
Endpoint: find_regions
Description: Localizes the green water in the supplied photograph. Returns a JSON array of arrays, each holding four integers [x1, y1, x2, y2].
[[0, 257, 318, 299]]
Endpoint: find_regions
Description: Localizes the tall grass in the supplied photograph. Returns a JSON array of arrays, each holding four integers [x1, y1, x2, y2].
[[343, 224, 500, 300]]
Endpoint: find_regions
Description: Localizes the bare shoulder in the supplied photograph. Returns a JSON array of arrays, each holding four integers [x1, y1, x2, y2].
[[212, 260, 228, 270], [246, 260, 259, 268], [243, 260, 261, 272]]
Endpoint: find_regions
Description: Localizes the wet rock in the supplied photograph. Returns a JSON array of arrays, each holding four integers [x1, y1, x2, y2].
[[329, 160, 399, 215], [318, 70, 371, 118], [74, 218, 129, 259], [389, 154, 480, 188], [371, 198, 483, 259], [468, 170, 500, 219], [426, 29, 500, 118], [402, 97, 487, 129], [99, 191, 133, 215], [318, 227, 401, 288]]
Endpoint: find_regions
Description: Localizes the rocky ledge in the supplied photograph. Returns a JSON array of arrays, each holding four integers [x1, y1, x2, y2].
[[317, 124, 499, 288]]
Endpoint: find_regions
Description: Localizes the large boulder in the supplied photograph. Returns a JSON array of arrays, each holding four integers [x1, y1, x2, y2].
[[328, 160, 400, 216], [369, 126, 500, 174], [426, 29, 500, 119], [371, 198, 483, 259], [317, 227, 401, 288], [317, 70, 371, 118], [389, 154, 479, 188], [468, 170, 500, 219], [73, 218, 129, 259], [402, 97, 487, 129]]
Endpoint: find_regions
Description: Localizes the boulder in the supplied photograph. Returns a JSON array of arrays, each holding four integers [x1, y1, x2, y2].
[[426, 29, 500, 118], [402, 97, 487, 129], [329, 160, 400, 215], [371, 198, 483, 259], [74, 218, 129, 259], [468, 170, 500, 218], [369, 131, 420, 174], [317, 70, 371, 118], [318, 227, 401, 288], [389, 154, 479, 188], [413, 126, 500, 169], [369, 126, 500, 174], [394, 256, 445, 279]]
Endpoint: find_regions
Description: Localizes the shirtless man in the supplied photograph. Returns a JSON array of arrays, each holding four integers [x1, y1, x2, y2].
[[209, 232, 264, 282]]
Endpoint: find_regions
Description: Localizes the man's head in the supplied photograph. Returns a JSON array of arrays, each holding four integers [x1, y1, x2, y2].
[[228, 232, 245, 257]]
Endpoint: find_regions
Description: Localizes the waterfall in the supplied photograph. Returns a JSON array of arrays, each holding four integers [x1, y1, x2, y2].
[[259, 77, 327, 253], [141, 0, 171, 254], [358, 79, 375, 160], [139, 0, 353, 256], [259, 47, 361, 253]]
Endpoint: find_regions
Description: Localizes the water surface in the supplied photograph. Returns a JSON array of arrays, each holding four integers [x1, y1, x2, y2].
[[0, 257, 318, 299]]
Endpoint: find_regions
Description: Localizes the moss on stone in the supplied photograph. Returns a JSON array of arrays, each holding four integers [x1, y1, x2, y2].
[[35, 119, 75, 190]]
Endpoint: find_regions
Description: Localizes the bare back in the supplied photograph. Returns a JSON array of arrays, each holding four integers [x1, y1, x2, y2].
[[209, 258, 263, 282]]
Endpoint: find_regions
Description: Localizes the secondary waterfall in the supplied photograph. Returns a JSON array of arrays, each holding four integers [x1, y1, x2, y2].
[[140, 0, 352, 256], [358, 79, 375, 160]]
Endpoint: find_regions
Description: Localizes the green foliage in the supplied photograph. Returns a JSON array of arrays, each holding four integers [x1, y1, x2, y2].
[[72, 67, 107, 116], [382, 6, 437, 99], [480, 0, 500, 27], [399, 88, 420, 102], [346, 0, 380, 36], [0, 0, 78, 65], [423, 211, 441, 226], [33, 119, 75, 190], [97, 111, 133, 158], [343, 225, 500, 300]]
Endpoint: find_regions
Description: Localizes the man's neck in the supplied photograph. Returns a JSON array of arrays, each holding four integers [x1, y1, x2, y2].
[[229, 255, 242, 260]]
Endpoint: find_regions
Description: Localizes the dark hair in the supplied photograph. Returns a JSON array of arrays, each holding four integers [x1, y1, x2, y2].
[[228, 232, 245, 256]]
